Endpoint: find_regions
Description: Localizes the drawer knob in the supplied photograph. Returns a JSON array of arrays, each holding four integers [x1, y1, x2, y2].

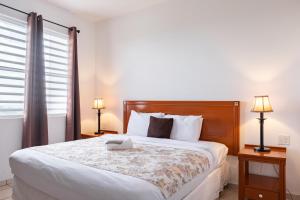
[[258, 194, 263, 198]]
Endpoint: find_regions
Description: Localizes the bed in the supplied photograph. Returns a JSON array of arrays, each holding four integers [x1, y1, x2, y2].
[[10, 100, 240, 200]]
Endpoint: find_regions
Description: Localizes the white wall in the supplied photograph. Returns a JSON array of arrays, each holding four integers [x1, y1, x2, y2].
[[0, 0, 96, 181], [95, 0, 300, 194]]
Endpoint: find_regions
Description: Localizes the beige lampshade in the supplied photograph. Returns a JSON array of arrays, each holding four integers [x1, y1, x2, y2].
[[251, 95, 273, 112], [93, 98, 105, 109]]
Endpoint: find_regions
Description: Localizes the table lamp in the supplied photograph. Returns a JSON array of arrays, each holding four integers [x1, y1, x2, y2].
[[93, 98, 105, 134], [251, 95, 273, 152]]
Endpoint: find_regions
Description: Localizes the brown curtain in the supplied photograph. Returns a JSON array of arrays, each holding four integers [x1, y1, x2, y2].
[[66, 27, 81, 141], [22, 13, 48, 148]]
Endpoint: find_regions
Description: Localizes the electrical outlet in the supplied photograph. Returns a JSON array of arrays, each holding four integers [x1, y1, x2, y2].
[[278, 135, 290, 145]]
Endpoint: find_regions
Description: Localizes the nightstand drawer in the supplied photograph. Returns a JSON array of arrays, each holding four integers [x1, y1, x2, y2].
[[245, 188, 278, 200]]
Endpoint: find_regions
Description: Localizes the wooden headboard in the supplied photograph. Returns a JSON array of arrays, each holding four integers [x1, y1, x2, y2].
[[123, 100, 240, 155]]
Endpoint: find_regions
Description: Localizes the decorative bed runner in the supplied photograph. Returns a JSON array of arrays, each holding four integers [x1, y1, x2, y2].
[[32, 138, 210, 199]]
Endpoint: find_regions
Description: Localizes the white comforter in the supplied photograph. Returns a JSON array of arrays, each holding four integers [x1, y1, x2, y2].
[[9, 135, 227, 200]]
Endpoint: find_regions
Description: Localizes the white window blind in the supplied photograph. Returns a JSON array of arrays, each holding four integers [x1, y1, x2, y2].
[[0, 15, 26, 116], [44, 30, 69, 115], [0, 14, 69, 116]]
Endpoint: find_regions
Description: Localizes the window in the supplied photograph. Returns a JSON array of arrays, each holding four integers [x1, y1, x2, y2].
[[44, 30, 68, 115], [0, 15, 26, 116], [0, 14, 69, 116]]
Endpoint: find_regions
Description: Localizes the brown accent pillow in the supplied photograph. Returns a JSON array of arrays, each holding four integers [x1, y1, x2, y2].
[[147, 116, 173, 139]]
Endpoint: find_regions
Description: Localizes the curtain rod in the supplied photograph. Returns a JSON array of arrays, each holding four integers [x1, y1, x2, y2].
[[0, 3, 80, 33]]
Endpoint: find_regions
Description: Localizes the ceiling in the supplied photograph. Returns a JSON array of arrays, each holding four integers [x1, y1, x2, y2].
[[43, 0, 169, 21]]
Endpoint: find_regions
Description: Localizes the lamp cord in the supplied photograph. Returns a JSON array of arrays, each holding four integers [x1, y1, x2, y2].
[[272, 165, 294, 200]]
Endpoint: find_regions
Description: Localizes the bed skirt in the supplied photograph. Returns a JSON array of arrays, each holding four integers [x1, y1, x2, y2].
[[12, 160, 229, 200]]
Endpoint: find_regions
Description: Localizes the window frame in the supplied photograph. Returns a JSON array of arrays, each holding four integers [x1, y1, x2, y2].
[[0, 14, 69, 118]]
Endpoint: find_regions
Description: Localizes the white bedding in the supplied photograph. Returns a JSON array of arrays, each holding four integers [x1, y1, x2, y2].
[[10, 135, 228, 200]]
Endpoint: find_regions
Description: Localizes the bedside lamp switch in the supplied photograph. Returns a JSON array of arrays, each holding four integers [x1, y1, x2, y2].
[[278, 135, 290, 145]]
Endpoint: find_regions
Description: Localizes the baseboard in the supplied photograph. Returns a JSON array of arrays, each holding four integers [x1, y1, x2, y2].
[[0, 180, 6, 187], [0, 179, 13, 187], [287, 194, 300, 200], [6, 179, 13, 186]]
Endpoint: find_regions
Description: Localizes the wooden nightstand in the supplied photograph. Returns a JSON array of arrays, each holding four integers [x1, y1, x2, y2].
[[238, 144, 286, 200], [81, 130, 118, 139]]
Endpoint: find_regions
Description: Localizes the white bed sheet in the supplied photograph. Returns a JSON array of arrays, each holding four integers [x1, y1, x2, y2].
[[10, 135, 228, 200], [184, 160, 229, 200]]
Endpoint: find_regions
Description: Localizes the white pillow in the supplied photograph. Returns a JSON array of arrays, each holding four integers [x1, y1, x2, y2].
[[127, 110, 164, 137], [165, 114, 203, 142]]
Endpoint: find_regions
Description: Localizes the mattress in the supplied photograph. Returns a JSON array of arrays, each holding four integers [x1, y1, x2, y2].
[[12, 161, 229, 200], [10, 135, 228, 200]]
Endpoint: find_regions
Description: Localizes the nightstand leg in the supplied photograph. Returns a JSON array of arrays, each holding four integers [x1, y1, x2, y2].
[[279, 161, 286, 200], [245, 160, 249, 175], [239, 158, 245, 200]]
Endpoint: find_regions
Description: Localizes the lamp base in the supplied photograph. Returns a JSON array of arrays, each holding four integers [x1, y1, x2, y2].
[[254, 146, 271, 152], [95, 131, 104, 135]]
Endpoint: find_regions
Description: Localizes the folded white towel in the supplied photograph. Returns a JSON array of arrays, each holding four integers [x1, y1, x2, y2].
[[105, 138, 133, 150]]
